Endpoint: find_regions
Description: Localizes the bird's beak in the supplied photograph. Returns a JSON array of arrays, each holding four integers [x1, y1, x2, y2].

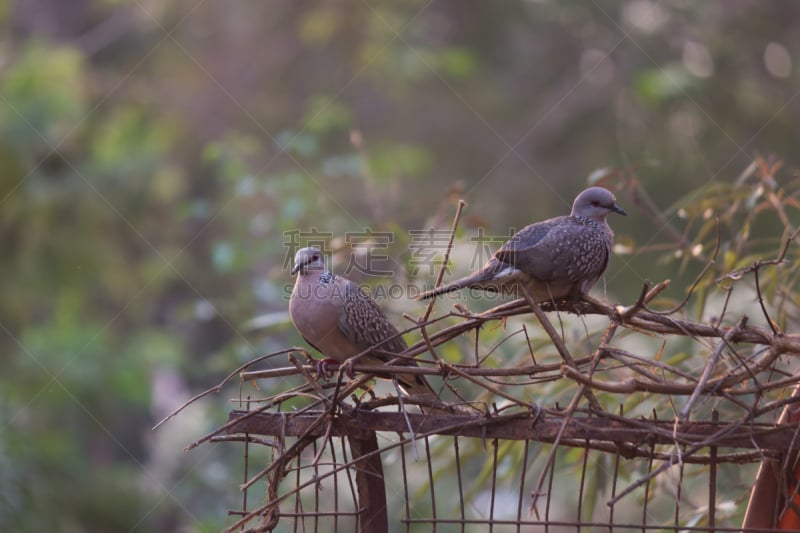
[[612, 204, 627, 216], [291, 263, 303, 275]]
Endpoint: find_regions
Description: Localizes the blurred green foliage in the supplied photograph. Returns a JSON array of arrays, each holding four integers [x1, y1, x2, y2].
[[1, 1, 799, 531]]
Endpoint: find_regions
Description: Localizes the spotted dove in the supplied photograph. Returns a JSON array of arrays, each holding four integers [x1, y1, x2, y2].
[[416, 187, 627, 302], [289, 247, 438, 405]]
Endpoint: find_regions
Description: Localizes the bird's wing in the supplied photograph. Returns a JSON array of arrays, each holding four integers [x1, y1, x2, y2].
[[301, 336, 324, 355], [337, 279, 437, 398], [496, 220, 557, 255], [493, 217, 583, 282], [338, 279, 409, 357]]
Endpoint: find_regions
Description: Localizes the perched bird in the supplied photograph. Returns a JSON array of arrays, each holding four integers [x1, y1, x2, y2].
[[289, 246, 439, 405], [416, 186, 627, 302]]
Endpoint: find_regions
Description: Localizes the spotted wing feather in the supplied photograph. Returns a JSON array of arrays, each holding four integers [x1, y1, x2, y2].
[[337, 280, 434, 395], [338, 280, 408, 356], [495, 216, 610, 286]]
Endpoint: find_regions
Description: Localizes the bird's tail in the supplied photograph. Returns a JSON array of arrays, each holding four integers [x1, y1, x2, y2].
[[397, 373, 455, 414], [397, 372, 435, 396], [414, 275, 484, 300]]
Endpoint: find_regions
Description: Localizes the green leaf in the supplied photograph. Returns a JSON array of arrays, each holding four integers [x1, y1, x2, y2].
[[90, 106, 172, 179], [437, 48, 478, 78], [634, 64, 696, 103]]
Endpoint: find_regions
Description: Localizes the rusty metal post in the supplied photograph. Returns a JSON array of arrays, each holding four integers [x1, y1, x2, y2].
[[348, 431, 388, 533]]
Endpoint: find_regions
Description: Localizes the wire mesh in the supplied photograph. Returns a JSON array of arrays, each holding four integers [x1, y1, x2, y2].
[[218, 406, 786, 532]]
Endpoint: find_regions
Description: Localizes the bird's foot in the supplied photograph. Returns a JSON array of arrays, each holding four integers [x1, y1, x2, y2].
[[315, 358, 341, 379], [315, 358, 357, 380], [341, 358, 356, 379]]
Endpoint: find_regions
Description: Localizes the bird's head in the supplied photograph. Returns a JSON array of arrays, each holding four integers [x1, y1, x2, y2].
[[571, 187, 627, 222], [291, 246, 325, 275]]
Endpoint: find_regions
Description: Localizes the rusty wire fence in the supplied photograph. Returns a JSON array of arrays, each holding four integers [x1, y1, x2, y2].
[[161, 168, 800, 532], [219, 407, 784, 532]]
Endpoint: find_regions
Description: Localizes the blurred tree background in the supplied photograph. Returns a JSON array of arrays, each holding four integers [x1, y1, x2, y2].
[[1, 0, 799, 531]]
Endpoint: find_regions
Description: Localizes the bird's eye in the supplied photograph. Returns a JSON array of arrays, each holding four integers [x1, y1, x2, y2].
[[591, 200, 600, 206]]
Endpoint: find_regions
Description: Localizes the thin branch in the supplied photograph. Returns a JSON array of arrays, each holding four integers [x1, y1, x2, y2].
[[519, 285, 603, 413], [421, 199, 467, 323], [679, 320, 744, 421], [152, 347, 304, 430], [644, 217, 721, 316]]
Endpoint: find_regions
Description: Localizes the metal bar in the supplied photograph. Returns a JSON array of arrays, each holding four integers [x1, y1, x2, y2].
[[401, 518, 786, 531], [545, 444, 556, 533], [642, 442, 654, 533], [490, 438, 498, 533], [400, 439, 410, 533], [341, 435, 360, 531], [609, 444, 620, 533], [454, 437, 465, 533], [226, 410, 800, 451], [425, 437, 437, 529], [675, 456, 685, 528], [347, 431, 388, 533], [709, 410, 718, 531], [293, 442, 302, 533], [516, 440, 530, 533], [313, 439, 320, 533], [578, 440, 589, 532]]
